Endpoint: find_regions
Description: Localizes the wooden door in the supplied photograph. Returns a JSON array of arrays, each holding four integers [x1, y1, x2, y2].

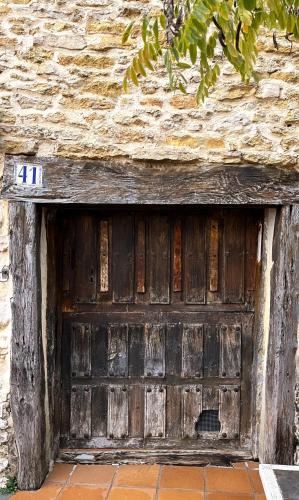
[[60, 208, 261, 452]]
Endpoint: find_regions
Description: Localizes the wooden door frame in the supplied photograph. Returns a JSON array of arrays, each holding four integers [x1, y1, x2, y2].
[[5, 156, 299, 489]]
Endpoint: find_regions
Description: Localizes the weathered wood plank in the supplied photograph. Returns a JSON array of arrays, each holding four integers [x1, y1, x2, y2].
[[223, 212, 245, 303], [91, 385, 107, 437], [112, 215, 134, 303], [183, 385, 202, 438], [3, 156, 299, 204], [99, 220, 109, 293], [74, 215, 96, 303], [182, 324, 204, 378], [166, 386, 182, 438], [209, 219, 219, 292], [128, 324, 144, 377], [70, 385, 91, 440], [203, 324, 220, 378], [108, 324, 128, 377], [144, 385, 166, 437], [129, 385, 144, 437], [144, 324, 165, 377], [91, 324, 108, 377], [166, 323, 182, 377], [220, 324, 241, 379], [58, 447, 253, 466], [202, 386, 219, 411], [107, 385, 128, 439], [149, 216, 170, 304], [219, 386, 240, 440], [9, 202, 48, 490], [261, 205, 299, 464], [173, 220, 182, 292], [184, 215, 206, 303], [71, 323, 91, 378], [136, 218, 146, 294]]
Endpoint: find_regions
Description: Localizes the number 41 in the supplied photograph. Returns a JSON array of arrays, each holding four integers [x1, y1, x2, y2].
[[18, 165, 37, 185]]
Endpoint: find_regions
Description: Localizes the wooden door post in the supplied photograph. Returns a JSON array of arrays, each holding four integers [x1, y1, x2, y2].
[[260, 205, 299, 464], [9, 202, 48, 489]]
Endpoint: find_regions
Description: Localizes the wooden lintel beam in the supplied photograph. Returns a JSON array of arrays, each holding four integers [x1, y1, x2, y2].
[[2, 155, 299, 205]]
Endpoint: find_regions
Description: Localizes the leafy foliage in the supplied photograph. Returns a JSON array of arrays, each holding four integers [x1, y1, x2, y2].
[[122, 0, 299, 102], [0, 476, 18, 494]]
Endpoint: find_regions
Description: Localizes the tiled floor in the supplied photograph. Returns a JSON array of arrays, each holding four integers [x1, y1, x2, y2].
[[12, 462, 266, 499]]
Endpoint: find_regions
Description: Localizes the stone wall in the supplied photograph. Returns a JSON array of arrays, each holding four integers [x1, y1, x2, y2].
[[0, 0, 298, 164], [0, 0, 298, 483]]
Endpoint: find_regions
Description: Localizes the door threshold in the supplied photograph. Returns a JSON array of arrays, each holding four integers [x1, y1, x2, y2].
[[58, 448, 253, 466]]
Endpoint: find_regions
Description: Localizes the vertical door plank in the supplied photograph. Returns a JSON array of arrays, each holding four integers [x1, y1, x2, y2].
[[128, 324, 144, 377], [144, 385, 166, 437], [203, 386, 219, 411], [75, 215, 96, 303], [144, 324, 165, 377], [62, 217, 75, 294], [91, 385, 107, 437], [166, 386, 182, 438], [182, 324, 203, 378], [209, 219, 219, 292], [112, 214, 134, 303], [61, 321, 71, 437], [71, 323, 91, 377], [173, 220, 182, 292], [203, 324, 220, 378], [99, 220, 109, 292], [91, 324, 108, 377], [245, 215, 259, 305], [136, 218, 146, 294], [220, 324, 242, 378], [149, 216, 170, 304], [107, 385, 129, 439], [183, 385, 202, 438], [70, 385, 91, 439], [129, 386, 144, 437], [219, 386, 240, 439], [166, 323, 182, 377], [223, 212, 245, 303], [108, 324, 128, 377], [184, 215, 206, 303]]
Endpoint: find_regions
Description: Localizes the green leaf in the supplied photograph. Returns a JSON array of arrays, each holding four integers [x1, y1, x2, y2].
[[160, 13, 166, 29], [122, 22, 134, 44], [153, 18, 159, 42], [189, 44, 197, 64], [130, 67, 139, 86], [177, 62, 192, 69], [178, 82, 187, 94], [243, 0, 256, 10], [142, 16, 148, 43]]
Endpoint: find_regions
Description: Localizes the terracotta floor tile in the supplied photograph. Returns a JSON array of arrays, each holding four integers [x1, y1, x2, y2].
[[248, 470, 264, 493], [160, 465, 204, 490], [59, 486, 107, 499], [12, 484, 63, 499], [108, 487, 155, 499], [232, 462, 247, 469], [158, 490, 204, 500], [70, 464, 117, 485], [247, 461, 259, 470], [206, 467, 253, 494], [207, 494, 253, 500], [115, 464, 160, 488], [47, 464, 74, 483]]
